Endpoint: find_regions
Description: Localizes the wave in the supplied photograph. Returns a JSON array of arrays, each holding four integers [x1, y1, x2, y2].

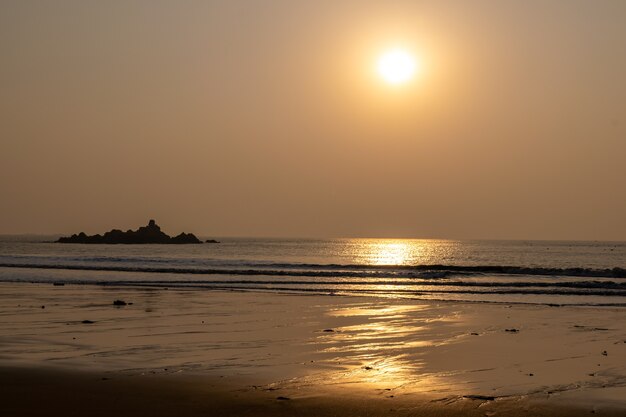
[[76, 278, 626, 290], [4, 277, 623, 298], [0, 262, 624, 278]]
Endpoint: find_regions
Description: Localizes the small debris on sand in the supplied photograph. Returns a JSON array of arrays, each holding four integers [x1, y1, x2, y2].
[[464, 395, 496, 401], [505, 328, 519, 333], [82, 320, 95, 324], [601, 350, 608, 356], [276, 396, 290, 401], [323, 329, 335, 332], [113, 300, 127, 306], [573, 325, 609, 331]]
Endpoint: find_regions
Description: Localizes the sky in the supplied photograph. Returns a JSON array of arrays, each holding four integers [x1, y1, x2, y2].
[[1, 1, 625, 240]]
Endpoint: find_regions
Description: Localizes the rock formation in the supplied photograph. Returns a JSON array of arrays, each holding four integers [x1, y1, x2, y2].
[[56, 220, 203, 244]]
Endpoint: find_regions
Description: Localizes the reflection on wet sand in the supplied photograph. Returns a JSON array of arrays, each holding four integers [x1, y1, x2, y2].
[[290, 300, 626, 404], [295, 303, 460, 393], [1, 282, 625, 409]]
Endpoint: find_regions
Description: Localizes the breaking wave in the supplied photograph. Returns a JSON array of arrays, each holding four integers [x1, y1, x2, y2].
[[0, 261, 624, 279]]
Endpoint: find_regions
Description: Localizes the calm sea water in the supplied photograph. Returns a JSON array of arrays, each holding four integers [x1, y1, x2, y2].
[[1, 237, 624, 306]]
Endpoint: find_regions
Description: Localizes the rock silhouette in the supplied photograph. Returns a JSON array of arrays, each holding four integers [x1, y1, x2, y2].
[[57, 220, 202, 244]]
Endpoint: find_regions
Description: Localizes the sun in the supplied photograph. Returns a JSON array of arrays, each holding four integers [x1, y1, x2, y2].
[[377, 49, 417, 85]]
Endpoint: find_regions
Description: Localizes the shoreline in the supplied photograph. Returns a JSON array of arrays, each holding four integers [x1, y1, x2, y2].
[[1, 282, 625, 416], [2, 265, 626, 308]]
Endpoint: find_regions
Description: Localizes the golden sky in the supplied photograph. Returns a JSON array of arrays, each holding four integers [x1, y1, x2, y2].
[[1, 1, 625, 239]]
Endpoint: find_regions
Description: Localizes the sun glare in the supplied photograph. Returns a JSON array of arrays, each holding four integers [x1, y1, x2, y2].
[[377, 49, 417, 85]]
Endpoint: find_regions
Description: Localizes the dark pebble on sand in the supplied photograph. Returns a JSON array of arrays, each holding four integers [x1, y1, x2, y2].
[[470, 332, 479, 336], [528, 373, 534, 376], [364, 366, 373, 370], [602, 351, 608, 356], [41, 305, 45, 309], [505, 328, 519, 333], [276, 396, 290, 401], [323, 329, 335, 332], [113, 300, 127, 306], [82, 320, 95, 324], [53, 282, 64, 286], [464, 395, 496, 401]]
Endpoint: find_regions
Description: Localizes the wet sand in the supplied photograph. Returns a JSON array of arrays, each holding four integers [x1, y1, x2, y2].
[[1, 282, 625, 416]]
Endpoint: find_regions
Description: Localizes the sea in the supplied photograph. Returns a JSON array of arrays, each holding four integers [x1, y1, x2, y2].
[[0, 237, 624, 306]]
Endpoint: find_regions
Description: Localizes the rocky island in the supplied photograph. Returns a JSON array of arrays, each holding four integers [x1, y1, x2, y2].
[[56, 220, 204, 244]]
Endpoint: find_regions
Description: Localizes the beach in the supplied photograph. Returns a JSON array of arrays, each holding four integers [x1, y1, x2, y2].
[[1, 282, 625, 416], [3, 0, 626, 415]]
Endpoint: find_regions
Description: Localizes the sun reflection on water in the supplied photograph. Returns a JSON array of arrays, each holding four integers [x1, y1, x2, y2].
[[345, 239, 449, 266], [371, 241, 412, 265], [281, 241, 481, 395]]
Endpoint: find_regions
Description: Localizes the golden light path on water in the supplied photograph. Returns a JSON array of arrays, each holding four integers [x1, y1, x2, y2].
[[369, 241, 413, 265], [344, 238, 455, 266], [328, 239, 462, 301], [300, 241, 471, 393]]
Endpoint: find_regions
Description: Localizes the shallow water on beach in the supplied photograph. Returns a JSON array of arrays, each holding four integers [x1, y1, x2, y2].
[[0, 237, 624, 306], [1, 282, 625, 408]]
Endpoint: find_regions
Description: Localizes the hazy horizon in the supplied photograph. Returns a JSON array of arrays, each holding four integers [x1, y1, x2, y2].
[[2, 233, 626, 243], [2, 221, 626, 243], [2, 1, 625, 241]]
